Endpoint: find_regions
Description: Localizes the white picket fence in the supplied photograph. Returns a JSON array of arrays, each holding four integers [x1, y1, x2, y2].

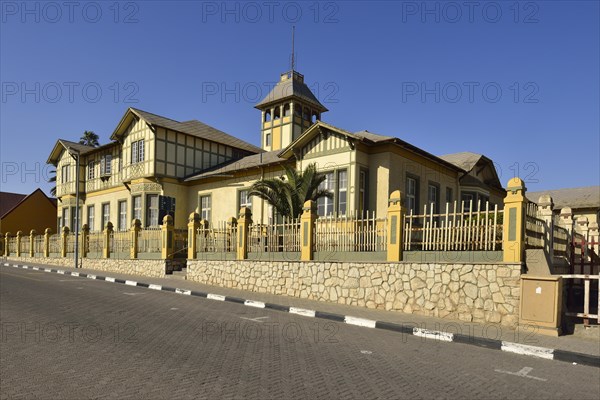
[[403, 200, 503, 251], [315, 211, 387, 252], [249, 217, 300, 253], [197, 221, 237, 253]]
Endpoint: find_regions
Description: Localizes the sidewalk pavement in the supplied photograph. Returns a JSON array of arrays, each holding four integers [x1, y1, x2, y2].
[[3, 259, 599, 362]]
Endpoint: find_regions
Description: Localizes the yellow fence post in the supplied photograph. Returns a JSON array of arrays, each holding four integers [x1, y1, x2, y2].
[[80, 224, 89, 258], [187, 213, 200, 260], [103, 222, 113, 259], [16, 231, 22, 257], [503, 177, 527, 263], [29, 230, 36, 257], [61, 227, 69, 258], [300, 200, 317, 261], [237, 207, 251, 260], [4, 233, 10, 257], [43, 228, 51, 257], [387, 190, 405, 262], [161, 215, 174, 260], [130, 219, 141, 259]]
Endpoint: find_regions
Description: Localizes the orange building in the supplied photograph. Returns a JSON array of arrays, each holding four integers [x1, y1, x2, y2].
[[0, 189, 57, 234]]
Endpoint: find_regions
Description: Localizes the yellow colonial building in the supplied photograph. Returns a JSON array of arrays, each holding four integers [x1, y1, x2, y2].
[[48, 68, 503, 231]]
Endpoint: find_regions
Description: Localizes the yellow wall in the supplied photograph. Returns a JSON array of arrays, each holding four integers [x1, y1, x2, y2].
[[187, 165, 287, 225]]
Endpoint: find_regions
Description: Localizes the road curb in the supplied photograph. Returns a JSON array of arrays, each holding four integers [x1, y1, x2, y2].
[[4, 262, 599, 368]]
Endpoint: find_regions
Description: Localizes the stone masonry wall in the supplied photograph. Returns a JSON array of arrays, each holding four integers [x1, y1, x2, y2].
[[7, 257, 166, 278], [187, 260, 522, 326]]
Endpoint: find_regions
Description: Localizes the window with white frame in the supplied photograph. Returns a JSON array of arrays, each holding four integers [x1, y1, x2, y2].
[[359, 169, 368, 213], [70, 207, 80, 231], [132, 196, 142, 222], [62, 208, 69, 229], [118, 200, 127, 231], [461, 192, 475, 212], [61, 165, 70, 183], [87, 205, 95, 232], [199, 195, 211, 221], [88, 161, 95, 179], [337, 170, 347, 216], [101, 203, 110, 230], [317, 172, 334, 217], [405, 176, 419, 215], [146, 194, 159, 227], [131, 140, 145, 164], [446, 187, 453, 204], [100, 154, 112, 176], [238, 190, 251, 211], [428, 183, 439, 213]]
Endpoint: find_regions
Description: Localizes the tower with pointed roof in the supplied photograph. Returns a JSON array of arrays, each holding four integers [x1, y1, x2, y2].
[[255, 70, 328, 152]]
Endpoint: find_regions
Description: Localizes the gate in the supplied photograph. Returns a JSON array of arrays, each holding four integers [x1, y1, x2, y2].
[[563, 231, 599, 326]]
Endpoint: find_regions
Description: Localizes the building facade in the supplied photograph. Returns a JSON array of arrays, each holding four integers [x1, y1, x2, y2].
[[48, 68, 503, 231]]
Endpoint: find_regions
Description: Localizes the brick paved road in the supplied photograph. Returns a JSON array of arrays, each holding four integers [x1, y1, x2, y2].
[[1, 267, 599, 399]]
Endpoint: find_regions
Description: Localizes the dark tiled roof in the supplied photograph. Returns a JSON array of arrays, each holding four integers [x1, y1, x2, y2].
[[185, 151, 287, 181], [130, 108, 262, 154], [527, 186, 600, 210], [57, 140, 97, 155], [438, 152, 483, 172], [0, 192, 26, 218], [255, 76, 327, 111], [353, 130, 394, 143]]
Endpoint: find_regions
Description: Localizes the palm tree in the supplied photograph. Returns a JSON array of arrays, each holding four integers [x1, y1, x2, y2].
[[79, 130, 100, 147], [48, 169, 56, 197], [248, 163, 332, 218]]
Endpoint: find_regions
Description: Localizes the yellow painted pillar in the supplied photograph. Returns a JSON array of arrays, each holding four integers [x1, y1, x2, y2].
[[5, 232, 12, 257], [237, 207, 252, 260], [300, 200, 317, 261], [503, 177, 527, 263], [387, 190, 405, 262], [29, 230, 36, 257], [161, 215, 174, 260], [103, 222, 113, 259], [130, 219, 141, 259], [60, 227, 69, 258], [227, 217, 238, 253], [43, 228, 51, 258], [187, 213, 200, 260], [16, 231, 22, 257]]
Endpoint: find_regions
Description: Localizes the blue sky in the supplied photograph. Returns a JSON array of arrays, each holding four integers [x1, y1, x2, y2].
[[1, 0, 599, 196]]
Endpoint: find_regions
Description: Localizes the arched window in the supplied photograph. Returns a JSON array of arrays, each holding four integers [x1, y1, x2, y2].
[[311, 112, 319, 123], [273, 107, 281, 120], [295, 105, 302, 117], [264, 111, 271, 122], [283, 103, 291, 117]]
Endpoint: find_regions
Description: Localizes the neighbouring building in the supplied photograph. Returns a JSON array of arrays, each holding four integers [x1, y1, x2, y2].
[[47, 68, 504, 231], [0, 189, 57, 234], [528, 186, 600, 225]]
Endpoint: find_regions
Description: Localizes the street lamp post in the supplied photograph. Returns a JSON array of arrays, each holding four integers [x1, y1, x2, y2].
[[68, 148, 81, 268]]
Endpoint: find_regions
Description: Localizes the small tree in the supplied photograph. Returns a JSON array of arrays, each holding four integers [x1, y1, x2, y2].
[[79, 131, 100, 147], [249, 163, 332, 218]]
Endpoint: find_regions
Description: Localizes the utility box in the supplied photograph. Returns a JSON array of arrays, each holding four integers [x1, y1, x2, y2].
[[519, 275, 562, 336]]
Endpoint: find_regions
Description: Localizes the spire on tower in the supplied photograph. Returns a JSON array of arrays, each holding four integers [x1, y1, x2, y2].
[[290, 25, 296, 71]]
